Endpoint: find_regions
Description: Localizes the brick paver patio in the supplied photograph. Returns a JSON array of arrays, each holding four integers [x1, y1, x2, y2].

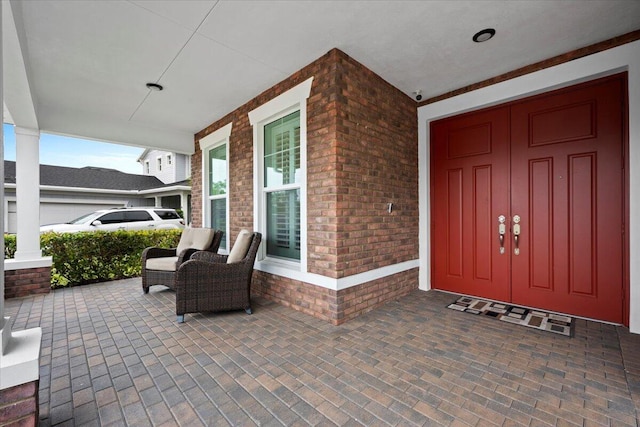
[[5, 278, 640, 426]]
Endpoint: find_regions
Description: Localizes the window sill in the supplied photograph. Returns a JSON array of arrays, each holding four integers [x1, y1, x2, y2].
[[256, 257, 301, 273]]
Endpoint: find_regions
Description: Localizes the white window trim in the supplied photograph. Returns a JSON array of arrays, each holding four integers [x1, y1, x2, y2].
[[144, 160, 150, 174], [249, 77, 313, 273], [156, 156, 162, 172], [166, 154, 172, 166], [200, 122, 232, 252]]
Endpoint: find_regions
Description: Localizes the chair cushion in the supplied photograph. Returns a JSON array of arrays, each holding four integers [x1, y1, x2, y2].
[[176, 228, 215, 255], [146, 256, 179, 271], [227, 229, 253, 264]]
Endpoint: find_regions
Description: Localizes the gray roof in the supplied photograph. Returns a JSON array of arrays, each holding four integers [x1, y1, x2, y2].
[[4, 161, 172, 191]]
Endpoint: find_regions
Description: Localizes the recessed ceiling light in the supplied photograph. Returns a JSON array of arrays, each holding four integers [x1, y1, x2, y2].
[[146, 82, 163, 91], [472, 28, 496, 43]]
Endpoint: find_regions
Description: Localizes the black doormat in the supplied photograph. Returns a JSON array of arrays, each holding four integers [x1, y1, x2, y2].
[[447, 296, 573, 337]]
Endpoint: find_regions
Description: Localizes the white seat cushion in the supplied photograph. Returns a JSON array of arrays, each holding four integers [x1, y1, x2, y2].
[[176, 228, 215, 255], [146, 256, 179, 272], [227, 230, 253, 264]]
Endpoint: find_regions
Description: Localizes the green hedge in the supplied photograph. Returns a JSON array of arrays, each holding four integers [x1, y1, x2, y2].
[[4, 230, 182, 288]]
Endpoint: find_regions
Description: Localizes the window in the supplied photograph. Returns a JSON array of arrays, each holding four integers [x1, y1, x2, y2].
[[208, 144, 228, 250], [154, 210, 180, 220], [125, 211, 153, 222], [199, 123, 232, 251], [157, 157, 162, 172], [97, 212, 125, 224], [249, 77, 312, 269], [167, 154, 172, 166], [264, 111, 301, 259], [144, 161, 150, 174]]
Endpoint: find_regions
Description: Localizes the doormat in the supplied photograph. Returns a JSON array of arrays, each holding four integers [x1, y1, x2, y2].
[[447, 296, 573, 337]]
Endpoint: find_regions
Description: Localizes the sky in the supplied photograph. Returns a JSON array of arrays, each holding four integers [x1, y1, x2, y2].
[[3, 123, 145, 175]]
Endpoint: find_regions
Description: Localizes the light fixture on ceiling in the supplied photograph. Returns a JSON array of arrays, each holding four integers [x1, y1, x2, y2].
[[472, 28, 496, 43], [146, 82, 163, 91]]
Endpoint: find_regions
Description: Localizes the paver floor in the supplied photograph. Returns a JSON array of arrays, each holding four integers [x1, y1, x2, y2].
[[5, 278, 640, 426]]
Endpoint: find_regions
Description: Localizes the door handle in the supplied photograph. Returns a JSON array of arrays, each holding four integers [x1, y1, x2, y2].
[[513, 215, 521, 255], [498, 215, 506, 254]]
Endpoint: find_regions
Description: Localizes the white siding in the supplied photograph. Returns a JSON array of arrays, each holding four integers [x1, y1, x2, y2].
[[139, 149, 190, 184]]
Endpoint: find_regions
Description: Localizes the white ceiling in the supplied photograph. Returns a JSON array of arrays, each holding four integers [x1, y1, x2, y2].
[[3, 0, 640, 154]]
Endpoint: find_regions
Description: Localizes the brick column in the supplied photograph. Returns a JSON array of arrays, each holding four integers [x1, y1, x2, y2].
[[0, 381, 39, 426], [4, 265, 51, 298]]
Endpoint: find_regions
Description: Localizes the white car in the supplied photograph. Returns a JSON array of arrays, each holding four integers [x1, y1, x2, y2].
[[40, 208, 185, 233]]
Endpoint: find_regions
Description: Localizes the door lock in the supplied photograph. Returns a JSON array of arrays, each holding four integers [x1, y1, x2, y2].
[[513, 215, 521, 255], [498, 215, 506, 254]]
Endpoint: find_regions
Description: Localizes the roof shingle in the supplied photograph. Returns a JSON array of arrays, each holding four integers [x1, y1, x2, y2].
[[4, 161, 167, 191]]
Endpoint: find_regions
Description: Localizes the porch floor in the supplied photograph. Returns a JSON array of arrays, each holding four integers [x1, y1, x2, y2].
[[5, 278, 640, 426]]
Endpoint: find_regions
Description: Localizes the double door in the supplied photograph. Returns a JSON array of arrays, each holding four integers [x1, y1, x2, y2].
[[431, 75, 625, 323]]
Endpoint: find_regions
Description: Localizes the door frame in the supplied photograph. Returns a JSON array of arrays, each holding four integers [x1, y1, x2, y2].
[[418, 40, 640, 331]]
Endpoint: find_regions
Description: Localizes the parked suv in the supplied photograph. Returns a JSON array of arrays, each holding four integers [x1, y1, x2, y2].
[[40, 207, 185, 233]]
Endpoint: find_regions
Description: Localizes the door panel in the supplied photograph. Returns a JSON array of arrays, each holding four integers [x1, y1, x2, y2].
[[431, 107, 510, 301], [528, 158, 553, 291], [431, 74, 624, 323], [510, 76, 623, 322]]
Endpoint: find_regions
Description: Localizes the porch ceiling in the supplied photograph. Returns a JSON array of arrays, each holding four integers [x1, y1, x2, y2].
[[3, 0, 640, 153]]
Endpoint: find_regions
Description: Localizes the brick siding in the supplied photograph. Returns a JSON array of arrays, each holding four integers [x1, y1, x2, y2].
[[0, 381, 39, 426], [4, 267, 51, 299], [253, 268, 418, 325], [193, 48, 418, 323]]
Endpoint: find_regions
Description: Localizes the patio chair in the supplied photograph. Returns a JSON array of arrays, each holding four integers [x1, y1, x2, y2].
[[174, 230, 262, 323], [141, 228, 222, 293]]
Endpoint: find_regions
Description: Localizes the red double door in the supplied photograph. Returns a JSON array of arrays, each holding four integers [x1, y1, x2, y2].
[[431, 75, 625, 323]]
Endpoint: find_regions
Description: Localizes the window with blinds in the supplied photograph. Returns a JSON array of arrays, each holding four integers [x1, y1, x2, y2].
[[208, 144, 227, 250], [263, 111, 301, 260]]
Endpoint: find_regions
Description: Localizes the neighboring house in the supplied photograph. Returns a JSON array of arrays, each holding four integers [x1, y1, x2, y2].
[[137, 149, 191, 185], [3, 160, 191, 232]]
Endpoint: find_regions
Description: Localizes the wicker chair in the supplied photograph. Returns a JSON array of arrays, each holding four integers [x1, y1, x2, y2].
[[174, 230, 262, 323], [141, 228, 222, 293]]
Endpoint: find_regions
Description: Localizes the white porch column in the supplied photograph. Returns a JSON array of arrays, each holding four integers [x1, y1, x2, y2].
[[180, 192, 188, 223], [13, 127, 42, 260], [1, 0, 43, 404]]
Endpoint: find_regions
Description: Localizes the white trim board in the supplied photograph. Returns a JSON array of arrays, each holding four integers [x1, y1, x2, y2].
[[255, 259, 419, 291]]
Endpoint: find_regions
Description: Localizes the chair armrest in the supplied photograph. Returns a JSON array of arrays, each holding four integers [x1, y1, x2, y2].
[[142, 247, 177, 262], [176, 248, 199, 264], [175, 259, 252, 294], [190, 251, 228, 264]]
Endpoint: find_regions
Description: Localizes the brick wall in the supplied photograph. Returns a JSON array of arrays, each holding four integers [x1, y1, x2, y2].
[[253, 268, 418, 325], [4, 267, 51, 299], [193, 48, 418, 323], [331, 51, 418, 278], [0, 381, 39, 426]]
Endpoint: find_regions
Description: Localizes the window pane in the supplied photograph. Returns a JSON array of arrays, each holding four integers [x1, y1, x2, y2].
[[266, 190, 300, 260], [125, 211, 153, 222], [154, 210, 180, 220], [209, 144, 227, 196], [264, 111, 300, 187], [210, 198, 227, 250], [98, 212, 125, 224]]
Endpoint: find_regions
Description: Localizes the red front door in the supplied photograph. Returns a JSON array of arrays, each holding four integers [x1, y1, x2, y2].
[[431, 106, 511, 302], [431, 74, 625, 323]]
